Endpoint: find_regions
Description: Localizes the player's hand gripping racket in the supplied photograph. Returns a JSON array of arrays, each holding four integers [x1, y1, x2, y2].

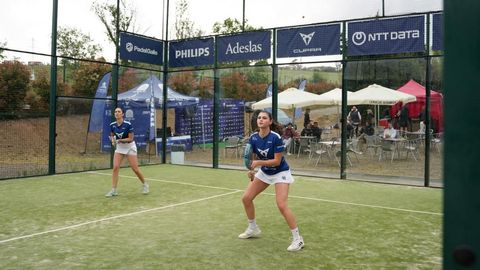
[[243, 143, 254, 181]]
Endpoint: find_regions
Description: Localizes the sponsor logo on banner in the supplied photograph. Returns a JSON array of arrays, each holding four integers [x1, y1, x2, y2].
[[347, 16, 425, 56], [218, 31, 271, 62], [120, 32, 163, 65], [169, 38, 214, 68], [277, 24, 340, 58]]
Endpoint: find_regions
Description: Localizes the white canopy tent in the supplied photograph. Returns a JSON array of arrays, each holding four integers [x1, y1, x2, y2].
[[316, 88, 354, 123], [251, 87, 331, 110], [349, 84, 417, 106]]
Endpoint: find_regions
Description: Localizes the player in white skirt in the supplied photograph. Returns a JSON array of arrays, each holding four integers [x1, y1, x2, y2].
[[105, 107, 149, 197], [239, 110, 304, 252]]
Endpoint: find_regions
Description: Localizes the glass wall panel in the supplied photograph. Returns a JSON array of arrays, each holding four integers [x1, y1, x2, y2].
[[56, 97, 111, 173], [58, 0, 116, 62], [345, 58, 428, 185], [429, 56, 443, 187], [218, 66, 271, 169], [167, 70, 214, 166], [0, 53, 50, 179], [0, 0, 52, 57], [277, 63, 342, 177], [116, 67, 162, 165]]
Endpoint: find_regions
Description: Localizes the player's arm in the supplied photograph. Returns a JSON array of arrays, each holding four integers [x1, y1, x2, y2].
[[118, 132, 134, 143], [109, 132, 117, 146], [250, 152, 282, 169]]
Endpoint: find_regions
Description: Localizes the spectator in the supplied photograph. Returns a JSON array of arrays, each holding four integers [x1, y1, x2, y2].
[[311, 121, 322, 141], [348, 106, 361, 137], [282, 123, 298, 155], [303, 108, 311, 128], [396, 103, 409, 135], [366, 109, 375, 125], [383, 121, 397, 139], [301, 123, 313, 136]]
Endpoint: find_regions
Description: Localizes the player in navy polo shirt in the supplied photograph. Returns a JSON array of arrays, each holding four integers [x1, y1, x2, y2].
[[105, 107, 149, 197], [238, 110, 304, 252]]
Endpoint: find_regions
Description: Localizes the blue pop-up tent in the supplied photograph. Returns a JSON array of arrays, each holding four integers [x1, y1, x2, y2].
[[97, 75, 199, 152], [117, 75, 199, 108]]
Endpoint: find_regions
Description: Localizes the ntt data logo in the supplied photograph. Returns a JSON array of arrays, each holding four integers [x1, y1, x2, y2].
[[352, 30, 420, 46], [126, 42, 134, 52], [352, 32, 367, 46]]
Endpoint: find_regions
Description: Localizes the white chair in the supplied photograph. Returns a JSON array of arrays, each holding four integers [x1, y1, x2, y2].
[[223, 136, 241, 158], [379, 139, 395, 163]]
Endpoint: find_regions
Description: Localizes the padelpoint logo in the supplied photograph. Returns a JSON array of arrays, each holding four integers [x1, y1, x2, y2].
[[352, 32, 367, 46], [126, 42, 134, 52]]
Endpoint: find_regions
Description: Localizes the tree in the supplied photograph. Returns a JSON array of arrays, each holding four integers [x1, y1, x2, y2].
[[0, 61, 30, 116], [212, 18, 256, 35], [174, 0, 204, 39], [71, 61, 111, 98], [92, 0, 138, 46], [57, 27, 102, 62]]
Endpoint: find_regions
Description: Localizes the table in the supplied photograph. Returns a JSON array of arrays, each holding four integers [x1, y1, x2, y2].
[[156, 135, 192, 155]]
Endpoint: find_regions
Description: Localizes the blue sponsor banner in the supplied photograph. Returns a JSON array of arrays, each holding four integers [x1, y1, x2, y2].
[[277, 24, 340, 58], [432, 13, 443, 51], [348, 16, 425, 56], [218, 31, 271, 62], [169, 38, 214, 67], [119, 32, 163, 65]]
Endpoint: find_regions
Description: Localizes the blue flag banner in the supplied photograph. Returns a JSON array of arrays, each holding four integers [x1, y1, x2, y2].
[[266, 84, 272, 97], [169, 38, 214, 68], [88, 72, 111, 132], [119, 32, 163, 65], [348, 16, 425, 56], [218, 31, 271, 63], [432, 13, 443, 51], [277, 24, 341, 58]]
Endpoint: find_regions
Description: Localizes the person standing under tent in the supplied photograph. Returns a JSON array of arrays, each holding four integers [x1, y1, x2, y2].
[[396, 103, 410, 136], [303, 108, 311, 128], [239, 110, 305, 252], [106, 107, 149, 197], [348, 106, 361, 137]]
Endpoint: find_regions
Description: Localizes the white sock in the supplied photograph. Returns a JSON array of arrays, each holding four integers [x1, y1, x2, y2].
[[248, 219, 257, 229], [291, 227, 301, 240]]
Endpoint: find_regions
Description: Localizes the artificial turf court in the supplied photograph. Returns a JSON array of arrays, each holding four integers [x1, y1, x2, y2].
[[0, 165, 442, 269]]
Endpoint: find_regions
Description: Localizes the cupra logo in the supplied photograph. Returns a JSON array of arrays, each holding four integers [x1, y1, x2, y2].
[[352, 32, 367, 46], [299, 32, 315, 46], [126, 42, 134, 52]]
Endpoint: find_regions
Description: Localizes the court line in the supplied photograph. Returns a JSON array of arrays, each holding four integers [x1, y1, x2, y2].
[[89, 171, 442, 216], [0, 190, 241, 244]]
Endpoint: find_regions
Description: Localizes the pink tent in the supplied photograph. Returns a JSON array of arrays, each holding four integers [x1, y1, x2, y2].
[[392, 80, 444, 132]]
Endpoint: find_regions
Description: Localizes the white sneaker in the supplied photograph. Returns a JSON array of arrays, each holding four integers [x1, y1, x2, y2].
[[238, 226, 261, 239], [105, 189, 118, 197], [287, 237, 305, 252], [142, 183, 149, 194]]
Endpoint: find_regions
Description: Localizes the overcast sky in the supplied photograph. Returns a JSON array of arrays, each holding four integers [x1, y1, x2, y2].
[[0, 0, 442, 62]]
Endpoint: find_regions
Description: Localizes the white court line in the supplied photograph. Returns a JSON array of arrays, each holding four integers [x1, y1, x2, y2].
[[0, 190, 241, 244], [89, 171, 442, 216]]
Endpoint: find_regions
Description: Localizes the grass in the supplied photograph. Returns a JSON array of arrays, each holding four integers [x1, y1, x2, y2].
[[0, 165, 442, 269]]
